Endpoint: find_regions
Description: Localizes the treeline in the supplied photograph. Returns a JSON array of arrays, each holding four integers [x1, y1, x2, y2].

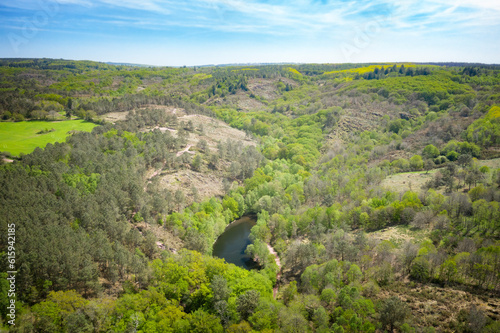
[[78, 94, 214, 117], [359, 65, 432, 80]]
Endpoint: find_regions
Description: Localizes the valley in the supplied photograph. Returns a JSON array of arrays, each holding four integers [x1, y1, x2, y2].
[[0, 59, 499, 332]]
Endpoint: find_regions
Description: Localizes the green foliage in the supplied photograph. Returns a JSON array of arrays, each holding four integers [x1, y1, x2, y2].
[[2, 60, 500, 333], [32, 290, 88, 332], [63, 173, 100, 195], [423, 144, 440, 158], [379, 296, 409, 332], [410, 155, 424, 171], [466, 105, 500, 146]]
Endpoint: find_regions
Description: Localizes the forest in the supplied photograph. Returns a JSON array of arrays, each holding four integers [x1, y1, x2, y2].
[[0, 58, 500, 332]]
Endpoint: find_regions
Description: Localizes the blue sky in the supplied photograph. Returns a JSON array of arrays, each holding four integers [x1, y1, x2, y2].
[[0, 0, 499, 66]]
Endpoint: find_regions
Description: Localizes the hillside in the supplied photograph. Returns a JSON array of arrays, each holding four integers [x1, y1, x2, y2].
[[1, 59, 500, 333]]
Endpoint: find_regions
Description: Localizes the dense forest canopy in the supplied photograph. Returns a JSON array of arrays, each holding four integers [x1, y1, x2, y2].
[[1, 59, 500, 332]]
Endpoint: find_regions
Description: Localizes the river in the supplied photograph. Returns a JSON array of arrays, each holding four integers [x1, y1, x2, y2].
[[212, 216, 259, 270]]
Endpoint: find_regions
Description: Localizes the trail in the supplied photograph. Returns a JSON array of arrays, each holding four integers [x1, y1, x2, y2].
[[176, 144, 194, 157], [266, 243, 282, 299], [152, 125, 176, 133]]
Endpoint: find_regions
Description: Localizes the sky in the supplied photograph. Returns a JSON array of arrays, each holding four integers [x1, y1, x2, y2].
[[0, 0, 499, 66]]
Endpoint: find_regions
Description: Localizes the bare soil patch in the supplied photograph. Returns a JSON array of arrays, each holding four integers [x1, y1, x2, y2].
[[102, 111, 129, 123]]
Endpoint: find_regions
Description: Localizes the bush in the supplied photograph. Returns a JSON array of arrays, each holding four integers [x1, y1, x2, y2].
[[434, 156, 448, 165], [392, 158, 410, 171], [446, 150, 459, 161], [13, 113, 25, 122]]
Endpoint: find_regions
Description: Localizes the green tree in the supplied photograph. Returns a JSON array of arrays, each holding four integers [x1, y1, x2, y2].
[[227, 321, 253, 333], [236, 290, 260, 321], [410, 155, 424, 171], [423, 144, 439, 158], [188, 309, 223, 333], [439, 259, 457, 285], [174, 190, 185, 211], [380, 296, 409, 332], [222, 196, 239, 219], [192, 154, 202, 171], [210, 275, 231, 304]]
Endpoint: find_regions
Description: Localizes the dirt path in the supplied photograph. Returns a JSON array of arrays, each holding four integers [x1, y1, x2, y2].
[[267, 243, 282, 299], [176, 144, 194, 157], [152, 125, 176, 133]]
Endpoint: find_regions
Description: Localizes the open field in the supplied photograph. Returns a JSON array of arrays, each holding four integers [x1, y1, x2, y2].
[[380, 169, 438, 193], [381, 158, 500, 194], [478, 157, 500, 169], [0, 120, 97, 156]]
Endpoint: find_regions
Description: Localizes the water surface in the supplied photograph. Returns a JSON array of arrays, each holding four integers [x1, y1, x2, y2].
[[212, 216, 258, 270]]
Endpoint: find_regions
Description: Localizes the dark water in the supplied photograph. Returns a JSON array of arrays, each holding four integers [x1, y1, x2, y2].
[[212, 216, 259, 270]]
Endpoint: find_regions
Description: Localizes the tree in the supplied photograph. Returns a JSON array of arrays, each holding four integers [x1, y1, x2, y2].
[[442, 163, 457, 193], [410, 155, 424, 171], [411, 211, 433, 229], [423, 144, 439, 158], [410, 257, 430, 282], [468, 305, 487, 333], [174, 190, 185, 211], [210, 275, 231, 304], [208, 153, 219, 170], [192, 154, 202, 171], [197, 139, 209, 152], [457, 154, 473, 169], [346, 264, 363, 285], [85, 110, 97, 122], [439, 259, 457, 285], [227, 321, 253, 333], [400, 241, 419, 275], [236, 290, 260, 321], [188, 309, 223, 333], [380, 296, 409, 332], [229, 161, 242, 180], [424, 159, 435, 174]]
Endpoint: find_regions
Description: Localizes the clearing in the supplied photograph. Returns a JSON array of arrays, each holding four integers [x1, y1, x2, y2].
[[380, 170, 437, 193], [381, 158, 500, 194], [0, 120, 98, 156], [142, 110, 257, 206]]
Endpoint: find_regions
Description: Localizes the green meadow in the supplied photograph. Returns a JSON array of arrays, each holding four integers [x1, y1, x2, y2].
[[0, 120, 98, 156]]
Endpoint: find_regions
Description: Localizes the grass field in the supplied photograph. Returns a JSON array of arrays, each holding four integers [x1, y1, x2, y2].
[[381, 158, 500, 193], [0, 120, 98, 156], [380, 169, 438, 193]]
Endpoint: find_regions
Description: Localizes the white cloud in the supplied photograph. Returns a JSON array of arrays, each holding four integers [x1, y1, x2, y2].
[[2, 0, 499, 38]]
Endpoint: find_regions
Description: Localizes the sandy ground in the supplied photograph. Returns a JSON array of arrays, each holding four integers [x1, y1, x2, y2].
[[267, 243, 282, 299]]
